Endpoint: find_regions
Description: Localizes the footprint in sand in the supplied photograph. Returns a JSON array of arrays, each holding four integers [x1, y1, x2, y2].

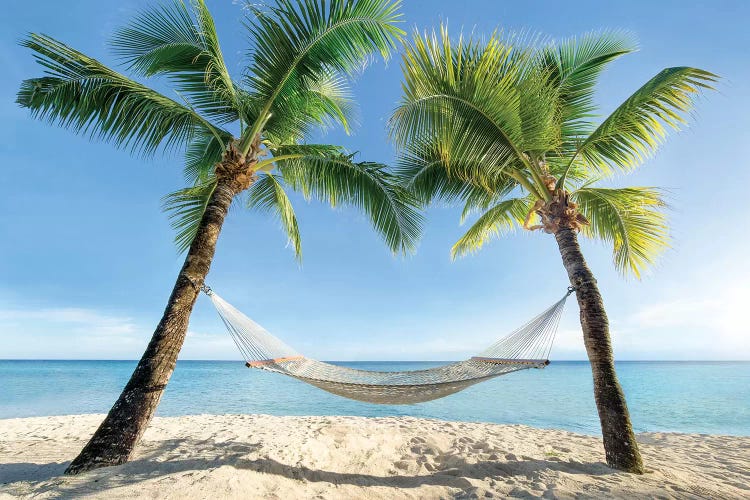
[[393, 460, 411, 471], [472, 442, 490, 452]]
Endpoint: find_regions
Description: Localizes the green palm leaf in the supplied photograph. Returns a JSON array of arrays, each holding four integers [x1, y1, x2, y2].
[[539, 30, 637, 145], [395, 139, 514, 209], [111, 0, 240, 124], [19, 1, 418, 261], [255, 143, 346, 173], [243, 0, 403, 142], [182, 130, 229, 183], [276, 149, 423, 254], [559, 67, 718, 184], [262, 69, 357, 144], [451, 197, 531, 258], [391, 26, 567, 200], [162, 177, 218, 253], [247, 173, 302, 259], [391, 28, 529, 176], [17, 33, 220, 156], [572, 186, 668, 277]]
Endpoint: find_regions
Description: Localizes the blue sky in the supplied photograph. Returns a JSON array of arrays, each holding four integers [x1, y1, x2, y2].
[[1, 0, 748, 361]]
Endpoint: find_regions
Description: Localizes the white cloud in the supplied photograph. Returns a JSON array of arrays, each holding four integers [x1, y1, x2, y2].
[[0, 297, 246, 360], [547, 287, 749, 361], [548, 327, 586, 358], [630, 294, 745, 334], [1, 280, 747, 361], [181, 330, 237, 359], [613, 289, 749, 359], [0, 304, 144, 359], [0, 307, 138, 336]]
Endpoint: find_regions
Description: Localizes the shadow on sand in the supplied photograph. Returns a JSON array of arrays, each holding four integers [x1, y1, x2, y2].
[[0, 438, 615, 498]]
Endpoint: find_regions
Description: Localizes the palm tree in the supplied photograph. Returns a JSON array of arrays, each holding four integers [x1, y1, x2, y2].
[[17, 0, 420, 474], [390, 27, 716, 473]]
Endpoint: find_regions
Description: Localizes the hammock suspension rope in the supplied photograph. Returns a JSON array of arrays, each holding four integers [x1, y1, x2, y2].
[[201, 285, 574, 405]]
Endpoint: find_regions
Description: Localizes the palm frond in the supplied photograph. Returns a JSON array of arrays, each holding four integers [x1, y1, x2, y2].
[[389, 27, 714, 279], [247, 172, 302, 259], [559, 67, 717, 183], [572, 186, 669, 278], [539, 30, 637, 146], [262, 69, 358, 143], [391, 26, 533, 181], [276, 150, 423, 254], [111, 0, 200, 74], [517, 64, 562, 154], [110, 0, 239, 124], [17, 33, 220, 156], [257, 143, 345, 173], [396, 142, 514, 209], [451, 197, 530, 258], [162, 177, 218, 253], [459, 183, 516, 223], [244, 0, 403, 132], [183, 128, 231, 182]]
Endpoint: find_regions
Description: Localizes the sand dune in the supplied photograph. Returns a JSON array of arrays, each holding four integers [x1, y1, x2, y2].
[[1, 414, 748, 499]]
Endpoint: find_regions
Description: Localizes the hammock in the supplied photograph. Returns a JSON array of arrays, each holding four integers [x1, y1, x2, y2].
[[202, 286, 573, 405]]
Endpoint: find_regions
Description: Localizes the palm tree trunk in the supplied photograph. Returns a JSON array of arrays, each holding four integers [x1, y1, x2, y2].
[[65, 177, 238, 475], [554, 227, 644, 474]]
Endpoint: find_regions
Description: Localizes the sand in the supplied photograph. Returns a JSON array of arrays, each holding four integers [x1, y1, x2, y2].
[[0, 414, 748, 499]]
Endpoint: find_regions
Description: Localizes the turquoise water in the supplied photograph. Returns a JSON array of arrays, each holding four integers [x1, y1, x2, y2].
[[1, 360, 748, 436]]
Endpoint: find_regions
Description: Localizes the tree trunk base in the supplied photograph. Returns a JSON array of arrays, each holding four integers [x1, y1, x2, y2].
[[64, 179, 239, 474], [66, 452, 129, 475], [64, 386, 160, 475], [554, 227, 644, 474]]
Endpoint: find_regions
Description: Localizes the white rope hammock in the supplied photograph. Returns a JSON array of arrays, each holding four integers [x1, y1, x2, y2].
[[202, 286, 573, 404]]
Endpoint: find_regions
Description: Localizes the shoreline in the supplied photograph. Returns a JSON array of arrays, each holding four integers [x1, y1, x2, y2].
[[1, 414, 748, 499]]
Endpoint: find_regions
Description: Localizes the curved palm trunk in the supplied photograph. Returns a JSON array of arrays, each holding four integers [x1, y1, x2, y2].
[[65, 178, 238, 475], [554, 228, 644, 474]]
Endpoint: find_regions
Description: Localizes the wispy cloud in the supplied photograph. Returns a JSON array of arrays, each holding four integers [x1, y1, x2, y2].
[[181, 330, 237, 359], [1, 281, 747, 360], [551, 293, 749, 360], [0, 307, 138, 336], [0, 303, 144, 359], [0, 300, 247, 360], [630, 296, 743, 333], [613, 286, 749, 359]]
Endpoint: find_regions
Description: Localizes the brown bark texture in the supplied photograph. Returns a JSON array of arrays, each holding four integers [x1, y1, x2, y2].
[[554, 227, 644, 474], [65, 177, 238, 475]]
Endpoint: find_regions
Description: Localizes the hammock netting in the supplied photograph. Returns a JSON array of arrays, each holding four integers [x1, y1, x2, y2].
[[204, 288, 572, 404]]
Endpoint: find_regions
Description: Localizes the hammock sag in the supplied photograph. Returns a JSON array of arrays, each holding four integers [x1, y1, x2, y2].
[[201, 285, 574, 404]]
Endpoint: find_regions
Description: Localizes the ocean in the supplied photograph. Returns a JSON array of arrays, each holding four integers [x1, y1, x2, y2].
[[1, 360, 748, 436]]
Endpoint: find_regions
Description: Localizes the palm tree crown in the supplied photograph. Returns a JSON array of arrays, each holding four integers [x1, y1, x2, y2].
[[18, 0, 421, 258], [391, 26, 715, 277]]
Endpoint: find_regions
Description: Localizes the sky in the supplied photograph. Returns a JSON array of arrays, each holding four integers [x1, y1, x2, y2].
[[1, 0, 748, 361]]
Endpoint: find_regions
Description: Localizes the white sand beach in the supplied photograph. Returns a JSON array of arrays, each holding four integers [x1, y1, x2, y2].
[[1, 414, 748, 499]]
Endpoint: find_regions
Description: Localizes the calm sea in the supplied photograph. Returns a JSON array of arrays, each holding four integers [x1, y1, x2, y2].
[[1, 360, 748, 436]]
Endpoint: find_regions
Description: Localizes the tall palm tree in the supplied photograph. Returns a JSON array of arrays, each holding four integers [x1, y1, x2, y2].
[[390, 27, 716, 473], [17, 0, 420, 474]]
